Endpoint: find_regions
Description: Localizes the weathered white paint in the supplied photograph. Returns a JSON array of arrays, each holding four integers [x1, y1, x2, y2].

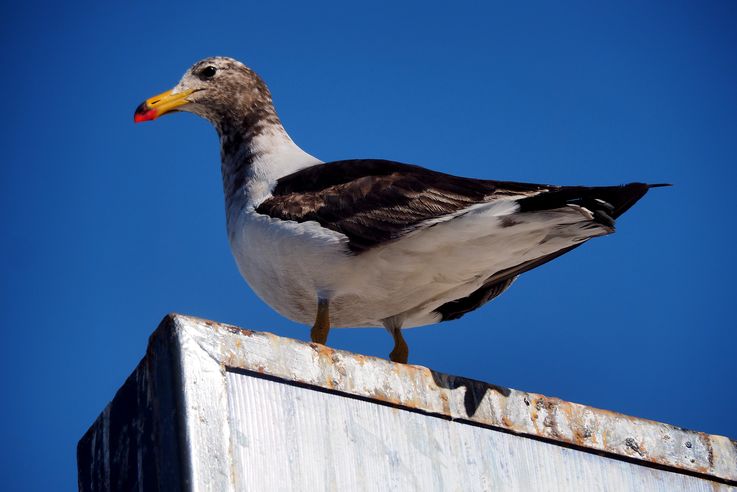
[[173, 315, 737, 485], [176, 318, 234, 491], [78, 314, 737, 491]]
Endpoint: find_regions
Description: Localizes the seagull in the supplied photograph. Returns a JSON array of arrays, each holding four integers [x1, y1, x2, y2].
[[134, 56, 665, 363]]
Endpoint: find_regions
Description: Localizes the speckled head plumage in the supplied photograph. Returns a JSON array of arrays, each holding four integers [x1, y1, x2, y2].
[[134, 56, 281, 140]]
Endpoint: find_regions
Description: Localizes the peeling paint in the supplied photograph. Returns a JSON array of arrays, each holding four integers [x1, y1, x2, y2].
[[178, 314, 736, 484], [78, 313, 737, 490]]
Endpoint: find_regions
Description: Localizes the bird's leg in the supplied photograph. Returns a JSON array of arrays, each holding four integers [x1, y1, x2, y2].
[[383, 316, 408, 363], [390, 330, 409, 363], [310, 298, 330, 345]]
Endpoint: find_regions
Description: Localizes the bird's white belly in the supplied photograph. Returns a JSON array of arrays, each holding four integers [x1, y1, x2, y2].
[[228, 203, 606, 329], [228, 209, 350, 324]]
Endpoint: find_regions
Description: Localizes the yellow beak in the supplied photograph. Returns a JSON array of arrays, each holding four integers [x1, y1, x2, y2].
[[134, 88, 194, 123]]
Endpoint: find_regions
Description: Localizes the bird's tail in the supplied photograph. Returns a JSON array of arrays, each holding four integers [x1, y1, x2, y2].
[[517, 182, 670, 228]]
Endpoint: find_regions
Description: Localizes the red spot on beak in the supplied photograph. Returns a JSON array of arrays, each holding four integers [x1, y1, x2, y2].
[[133, 102, 157, 123]]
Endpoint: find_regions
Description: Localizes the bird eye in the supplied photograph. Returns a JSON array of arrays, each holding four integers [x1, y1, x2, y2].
[[200, 66, 217, 79]]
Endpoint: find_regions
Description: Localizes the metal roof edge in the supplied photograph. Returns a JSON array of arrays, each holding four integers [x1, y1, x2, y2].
[[161, 313, 737, 485]]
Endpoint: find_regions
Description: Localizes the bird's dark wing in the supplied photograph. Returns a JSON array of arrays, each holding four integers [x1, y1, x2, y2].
[[255, 159, 551, 253]]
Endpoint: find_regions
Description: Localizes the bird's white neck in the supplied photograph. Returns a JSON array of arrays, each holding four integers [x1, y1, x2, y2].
[[221, 123, 320, 224]]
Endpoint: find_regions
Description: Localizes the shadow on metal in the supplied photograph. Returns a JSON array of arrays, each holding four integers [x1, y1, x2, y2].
[[430, 370, 511, 418]]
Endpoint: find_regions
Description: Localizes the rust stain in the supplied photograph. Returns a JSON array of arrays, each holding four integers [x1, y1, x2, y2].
[[638, 439, 648, 457], [439, 392, 450, 415], [625, 438, 645, 457], [542, 415, 560, 438], [368, 388, 404, 408], [704, 433, 715, 469], [309, 342, 334, 359], [688, 435, 713, 474], [529, 397, 561, 439], [334, 362, 347, 378], [572, 425, 593, 447], [219, 322, 254, 337], [588, 428, 597, 445], [530, 407, 539, 433]]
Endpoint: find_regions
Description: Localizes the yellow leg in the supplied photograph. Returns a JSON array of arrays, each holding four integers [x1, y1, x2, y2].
[[310, 298, 330, 345], [383, 316, 408, 363], [389, 329, 409, 364]]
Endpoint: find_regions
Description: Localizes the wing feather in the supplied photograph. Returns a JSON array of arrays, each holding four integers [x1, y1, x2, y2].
[[256, 158, 659, 256], [256, 159, 550, 253]]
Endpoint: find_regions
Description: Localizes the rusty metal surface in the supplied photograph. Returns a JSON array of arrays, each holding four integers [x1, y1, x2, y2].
[[175, 313, 737, 485], [78, 313, 737, 490], [226, 369, 731, 491]]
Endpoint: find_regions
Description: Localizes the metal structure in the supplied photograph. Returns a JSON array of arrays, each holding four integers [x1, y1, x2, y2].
[[77, 314, 737, 491]]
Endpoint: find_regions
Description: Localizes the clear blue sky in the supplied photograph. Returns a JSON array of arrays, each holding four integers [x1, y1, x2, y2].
[[2, 1, 736, 489]]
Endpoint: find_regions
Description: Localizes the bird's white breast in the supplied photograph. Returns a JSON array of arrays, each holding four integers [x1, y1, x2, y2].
[[227, 207, 350, 324]]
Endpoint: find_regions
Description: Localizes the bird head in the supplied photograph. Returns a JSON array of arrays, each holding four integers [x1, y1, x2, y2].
[[133, 56, 274, 128]]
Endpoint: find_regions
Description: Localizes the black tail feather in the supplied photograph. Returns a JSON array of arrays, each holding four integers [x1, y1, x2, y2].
[[517, 182, 666, 220]]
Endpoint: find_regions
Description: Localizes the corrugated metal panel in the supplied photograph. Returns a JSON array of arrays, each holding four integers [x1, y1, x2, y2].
[[77, 314, 737, 491], [226, 370, 729, 491]]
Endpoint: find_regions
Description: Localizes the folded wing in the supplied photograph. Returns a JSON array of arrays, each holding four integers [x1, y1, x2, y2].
[[256, 159, 551, 253]]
